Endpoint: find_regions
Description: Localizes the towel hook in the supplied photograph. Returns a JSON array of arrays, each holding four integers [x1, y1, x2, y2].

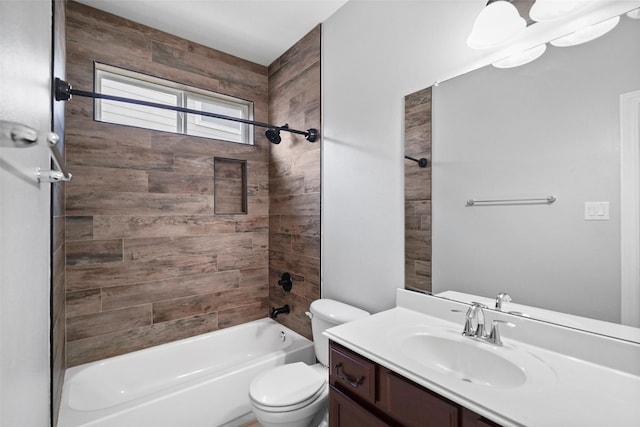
[[0, 120, 72, 183]]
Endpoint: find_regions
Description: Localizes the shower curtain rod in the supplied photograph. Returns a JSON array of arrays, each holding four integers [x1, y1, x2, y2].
[[404, 155, 428, 168], [53, 78, 318, 142]]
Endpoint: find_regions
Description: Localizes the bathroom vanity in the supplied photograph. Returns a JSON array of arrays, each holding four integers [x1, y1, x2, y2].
[[324, 289, 640, 427], [329, 341, 499, 426]]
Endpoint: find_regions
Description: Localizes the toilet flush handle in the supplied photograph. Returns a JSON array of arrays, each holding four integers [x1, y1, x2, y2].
[[305, 311, 313, 319]]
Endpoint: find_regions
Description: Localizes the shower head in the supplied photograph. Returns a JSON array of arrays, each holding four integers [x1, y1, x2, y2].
[[266, 126, 318, 144], [266, 124, 289, 144], [265, 128, 281, 144]]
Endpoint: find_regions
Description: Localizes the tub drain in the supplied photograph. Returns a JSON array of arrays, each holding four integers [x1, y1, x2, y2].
[[280, 331, 286, 342]]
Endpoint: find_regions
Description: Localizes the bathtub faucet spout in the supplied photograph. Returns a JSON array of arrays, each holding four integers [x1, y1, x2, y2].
[[270, 305, 290, 319]]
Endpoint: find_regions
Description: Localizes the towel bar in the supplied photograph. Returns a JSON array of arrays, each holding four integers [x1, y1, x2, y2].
[[466, 196, 556, 206]]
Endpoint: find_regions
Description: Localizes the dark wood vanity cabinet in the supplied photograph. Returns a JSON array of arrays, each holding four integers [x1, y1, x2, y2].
[[329, 341, 501, 427], [330, 386, 392, 427]]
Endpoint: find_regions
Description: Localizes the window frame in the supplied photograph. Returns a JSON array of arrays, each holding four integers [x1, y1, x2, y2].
[[93, 62, 255, 145]]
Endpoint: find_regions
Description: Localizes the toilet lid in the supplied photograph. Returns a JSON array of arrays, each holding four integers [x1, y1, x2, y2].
[[249, 362, 326, 408]]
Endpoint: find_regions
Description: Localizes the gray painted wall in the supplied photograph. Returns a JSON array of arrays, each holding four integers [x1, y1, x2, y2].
[[321, 0, 637, 316], [432, 17, 640, 323], [0, 0, 53, 425]]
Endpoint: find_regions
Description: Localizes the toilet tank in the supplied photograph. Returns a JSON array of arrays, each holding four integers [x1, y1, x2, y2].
[[309, 299, 369, 366]]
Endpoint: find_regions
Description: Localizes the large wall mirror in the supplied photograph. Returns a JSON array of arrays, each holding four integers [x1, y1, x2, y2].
[[405, 10, 640, 341]]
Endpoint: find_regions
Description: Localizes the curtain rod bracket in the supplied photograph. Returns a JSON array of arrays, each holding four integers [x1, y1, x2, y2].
[[54, 78, 72, 101], [306, 128, 318, 142]]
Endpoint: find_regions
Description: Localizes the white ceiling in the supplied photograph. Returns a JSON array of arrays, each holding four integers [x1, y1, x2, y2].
[[76, 0, 349, 66]]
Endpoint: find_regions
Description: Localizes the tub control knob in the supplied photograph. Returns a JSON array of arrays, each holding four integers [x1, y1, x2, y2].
[[277, 272, 293, 292]]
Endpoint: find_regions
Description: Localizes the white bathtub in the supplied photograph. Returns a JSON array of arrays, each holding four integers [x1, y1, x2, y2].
[[58, 318, 316, 427]]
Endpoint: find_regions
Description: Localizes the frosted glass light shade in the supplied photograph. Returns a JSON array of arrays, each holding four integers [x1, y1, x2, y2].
[[627, 8, 640, 20], [550, 16, 620, 47], [467, 1, 526, 50], [493, 44, 547, 68], [530, 0, 589, 22]]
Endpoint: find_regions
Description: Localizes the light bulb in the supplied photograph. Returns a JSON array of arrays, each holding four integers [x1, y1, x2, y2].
[[530, 0, 590, 22], [467, 1, 526, 50], [627, 8, 640, 20]]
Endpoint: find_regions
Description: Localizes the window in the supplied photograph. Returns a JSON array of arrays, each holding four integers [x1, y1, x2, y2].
[[94, 63, 254, 145]]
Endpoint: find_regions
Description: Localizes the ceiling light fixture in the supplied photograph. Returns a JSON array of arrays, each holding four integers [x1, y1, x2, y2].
[[627, 8, 640, 19], [529, 0, 590, 22], [550, 15, 620, 47], [467, 0, 526, 50], [492, 43, 547, 68]]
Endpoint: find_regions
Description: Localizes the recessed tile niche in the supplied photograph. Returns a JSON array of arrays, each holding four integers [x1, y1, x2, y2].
[[214, 157, 248, 215]]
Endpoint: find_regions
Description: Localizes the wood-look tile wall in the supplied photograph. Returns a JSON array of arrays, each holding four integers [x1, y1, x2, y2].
[[64, 1, 271, 366], [404, 87, 432, 292], [267, 26, 321, 339]]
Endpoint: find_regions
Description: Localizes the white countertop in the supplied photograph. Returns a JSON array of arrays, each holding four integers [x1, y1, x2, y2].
[[324, 289, 640, 427]]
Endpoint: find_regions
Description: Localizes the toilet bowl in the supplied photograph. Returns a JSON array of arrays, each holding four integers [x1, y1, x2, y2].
[[249, 362, 328, 427], [248, 299, 369, 427]]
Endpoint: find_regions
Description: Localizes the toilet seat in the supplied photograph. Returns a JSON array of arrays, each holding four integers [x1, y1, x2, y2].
[[249, 362, 327, 412]]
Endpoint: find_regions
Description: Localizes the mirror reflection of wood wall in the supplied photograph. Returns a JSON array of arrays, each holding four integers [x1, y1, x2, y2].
[[404, 87, 432, 292]]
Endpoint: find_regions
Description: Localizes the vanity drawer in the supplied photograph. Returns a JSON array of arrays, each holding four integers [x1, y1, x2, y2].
[[329, 385, 390, 427], [382, 369, 459, 427], [329, 342, 376, 404]]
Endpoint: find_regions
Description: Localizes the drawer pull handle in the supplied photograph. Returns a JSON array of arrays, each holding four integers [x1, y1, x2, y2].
[[335, 363, 365, 388]]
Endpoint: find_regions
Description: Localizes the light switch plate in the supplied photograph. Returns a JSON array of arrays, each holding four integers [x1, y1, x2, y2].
[[584, 202, 610, 220]]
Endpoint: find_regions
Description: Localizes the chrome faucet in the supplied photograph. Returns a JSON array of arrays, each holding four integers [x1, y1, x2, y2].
[[461, 302, 514, 346], [495, 292, 512, 310], [462, 302, 488, 338]]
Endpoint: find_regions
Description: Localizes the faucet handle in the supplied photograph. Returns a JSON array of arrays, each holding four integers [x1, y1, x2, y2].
[[462, 318, 475, 336], [451, 308, 475, 336], [487, 319, 515, 346]]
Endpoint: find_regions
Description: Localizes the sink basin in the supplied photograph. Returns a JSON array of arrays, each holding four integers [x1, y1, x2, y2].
[[402, 334, 525, 387], [389, 325, 557, 390]]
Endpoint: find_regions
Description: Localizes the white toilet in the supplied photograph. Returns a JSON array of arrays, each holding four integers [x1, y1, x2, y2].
[[249, 299, 369, 427]]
